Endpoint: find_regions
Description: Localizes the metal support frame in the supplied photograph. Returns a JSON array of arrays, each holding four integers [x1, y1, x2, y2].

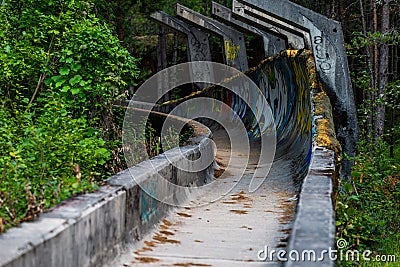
[[175, 3, 248, 71], [237, 0, 358, 179], [211, 2, 285, 57], [150, 11, 213, 89]]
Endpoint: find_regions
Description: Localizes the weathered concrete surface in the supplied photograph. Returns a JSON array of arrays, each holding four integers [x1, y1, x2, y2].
[[135, 50, 340, 266], [237, 0, 358, 180], [232, 0, 312, 48], [283, 79, 340, 266], [0, 186, 126, 267], [160, 50, 315, 180], [110, 129, 299, 266], [211, 2, 286, 57], [285, 147, 336, 267], [150, 11, 213, 88], [0, 112, 214, 267], [0, 48, 342, 267], [175, 3, 249, 71], [150, 11, 212, 62], [230, 0, 305, 49]]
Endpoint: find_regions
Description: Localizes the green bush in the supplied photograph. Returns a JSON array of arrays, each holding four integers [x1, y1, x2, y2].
[[0, 98, 111, 229], [0, 0, 139, 119], [336, 139, 400, 266], [0, 0, 139, 231]]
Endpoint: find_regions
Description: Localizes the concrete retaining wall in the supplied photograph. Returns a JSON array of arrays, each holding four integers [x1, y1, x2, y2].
[[137, 50, 341, 266], [0, 50, 342, 266], [286, 147, 336, 267], [0, 113, 214, 267], [285, 73, 341, 266]]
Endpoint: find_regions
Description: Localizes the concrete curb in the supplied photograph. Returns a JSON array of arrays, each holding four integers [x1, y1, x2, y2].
[[0, 114, 214, 267], [285, 81, 340, 266], [285, 147, 337, 267]]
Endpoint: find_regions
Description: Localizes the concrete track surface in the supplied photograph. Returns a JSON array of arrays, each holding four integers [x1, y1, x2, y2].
[[108, 51, 339, 267], [110, 128, 300, 267]]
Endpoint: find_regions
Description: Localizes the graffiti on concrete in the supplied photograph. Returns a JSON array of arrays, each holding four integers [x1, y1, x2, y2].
[[190, 36, 210, 61], [224, 39, 241, 62], [140, 180, 159, 223], [160, 51, 315, 180], [175, 3, 249, 71], [211, 1, 285, 57], [238, 0, 357, 179], [312, 35, 334, 74]]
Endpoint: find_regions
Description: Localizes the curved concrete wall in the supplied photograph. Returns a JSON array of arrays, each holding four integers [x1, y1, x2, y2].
[[0, 51, 341, 266], [246, 50, 314, 179], [158, 50, 341, 266], [160, 50, 319, 181], [0, 110, 214, 267]]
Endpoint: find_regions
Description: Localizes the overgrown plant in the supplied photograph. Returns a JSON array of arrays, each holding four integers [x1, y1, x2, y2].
[[0, 0, 139, 231], [0, 98, 110, 231], [336, 138, 400, 266]]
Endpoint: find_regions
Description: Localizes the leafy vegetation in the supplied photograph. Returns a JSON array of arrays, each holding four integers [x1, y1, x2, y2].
[[0, 3, 399, 267], [286, 0, 400, 265], [0, 0, 139, 231], [332, 0, 400, 263], [336, 139, 400, 266], [0, 99, 109, 230], [0, 0, 196, 231]]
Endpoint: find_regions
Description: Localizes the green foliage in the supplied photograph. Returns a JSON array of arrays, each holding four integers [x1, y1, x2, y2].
[[336, 139, 400, 266], [122, 118, 194, 166], [347, 31, 400, 49], [0, 0, 139, 120], [0, 0, 140, 231], [49, 19, 139, 118], [0, 97, 109, 230]]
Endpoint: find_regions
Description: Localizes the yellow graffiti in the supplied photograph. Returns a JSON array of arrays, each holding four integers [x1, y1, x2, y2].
[[285, 50, 299, 57], [289, 59, 312, 135], [224, 40, 240, 62]]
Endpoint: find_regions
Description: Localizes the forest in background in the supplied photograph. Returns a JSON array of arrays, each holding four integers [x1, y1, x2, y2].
[[0, 0, 399, 265]]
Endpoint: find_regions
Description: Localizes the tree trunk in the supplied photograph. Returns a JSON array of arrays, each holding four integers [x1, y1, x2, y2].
[[389, 45, 398, 158], [374, 0, 390, 139], [338, 0, 345, 32], [325, 0, 333, 18], [330, 0, 337, 19], [369, 0, 379, 139], [359, 0, 373, 134]]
